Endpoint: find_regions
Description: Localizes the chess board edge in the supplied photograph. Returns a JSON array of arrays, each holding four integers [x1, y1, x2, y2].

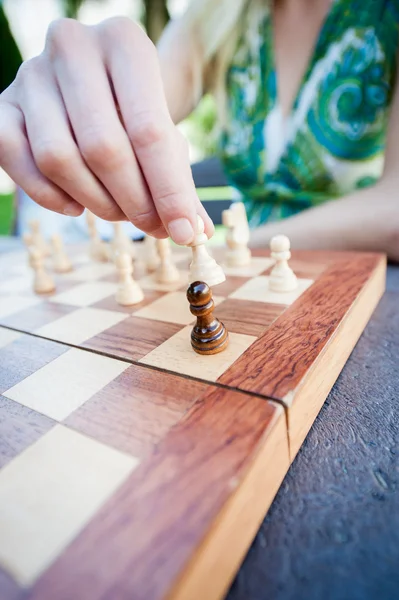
[[219, 252, 386, 458], [287, 253, 386, 458], [26, 387, 288, 600]]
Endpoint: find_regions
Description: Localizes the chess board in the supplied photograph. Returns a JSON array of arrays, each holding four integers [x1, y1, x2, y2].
[[0, 243, 386, 600]]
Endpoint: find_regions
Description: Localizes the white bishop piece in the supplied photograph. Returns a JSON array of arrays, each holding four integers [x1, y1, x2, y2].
[[115, 252, 144, 305], [269, 235, 298, 293], [222, 202, 251, 267], [188, 216, 225, 287]]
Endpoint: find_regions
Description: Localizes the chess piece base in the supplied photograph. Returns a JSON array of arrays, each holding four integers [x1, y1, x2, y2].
[[191, 320, 229, 355], [225, 246, 252, 267], [34, 275, 55, 295], [115, 284, 144, 306], [156, 263, 180, 284], [268, 271, 298, 293]]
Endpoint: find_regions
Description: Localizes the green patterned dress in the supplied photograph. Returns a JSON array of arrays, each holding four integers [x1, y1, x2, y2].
[[219, 0, 399, 226]]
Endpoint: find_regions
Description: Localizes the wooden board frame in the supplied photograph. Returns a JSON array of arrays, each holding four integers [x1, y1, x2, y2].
[[0, 249, 386, 600]]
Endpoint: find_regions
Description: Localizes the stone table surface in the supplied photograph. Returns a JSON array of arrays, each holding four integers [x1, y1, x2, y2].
[[227, 264, 399, 600]]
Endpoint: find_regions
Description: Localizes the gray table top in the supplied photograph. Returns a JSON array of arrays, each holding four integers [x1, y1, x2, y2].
[[1, 238, 398, 599], [227, 264, 399, 600]]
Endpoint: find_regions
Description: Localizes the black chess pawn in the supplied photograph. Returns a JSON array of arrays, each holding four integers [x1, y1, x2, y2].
[[187, 281, 229, 355]]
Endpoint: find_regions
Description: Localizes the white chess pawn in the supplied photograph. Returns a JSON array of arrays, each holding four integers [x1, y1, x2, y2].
[[155, 238, 180, 283], [51, 234, 73, 273], [188, 215, 225, 286], [268, 235, 298, 293], [115, 252, 144, 305], [86, 210, 109, 262], [112, 222, 135, 260], [143, 235, 160, 272], [30, 247, 56, 294], [29, 220, 51, 257], [222, 202, 251, 267]]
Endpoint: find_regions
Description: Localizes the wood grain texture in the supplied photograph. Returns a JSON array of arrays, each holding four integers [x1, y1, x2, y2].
[[0, 396, 54, 469], [286, 255, 386, 460], [261, 257, 328, 280], [65, 364, 209, 458], [0, 303, 75, 332], [212, 276, 251, 296], [215, 298, 286, 337], [226, 282, 399, 600], [220, 254, 385, 400], [91, 289, 165, 314], [0, 334, 67, 394], [82, 316, 183, 361], [30, 388, 287, 600]]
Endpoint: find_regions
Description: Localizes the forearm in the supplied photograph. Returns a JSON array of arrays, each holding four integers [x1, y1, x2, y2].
[[249, 180, 399, 261]]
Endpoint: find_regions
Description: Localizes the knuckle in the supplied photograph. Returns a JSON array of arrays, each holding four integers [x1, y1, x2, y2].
[[103, 16, 135, 37], [15, 57, 43, 85], [101, 16, 154, 50], [95, 204, 124, 222], [131, 208, 161, 231], [29, 182, 55, 210], [79, 132, 123, 168], [34, 142, 75, 176], [46, 18, 85, 55], [129, 112, 170, 150]]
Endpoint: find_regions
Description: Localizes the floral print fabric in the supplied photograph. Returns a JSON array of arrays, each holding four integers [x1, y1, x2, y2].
[[219, 0, 399, 225]]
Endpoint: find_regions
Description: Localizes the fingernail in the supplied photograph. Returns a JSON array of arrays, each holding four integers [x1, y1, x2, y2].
[[63, 202, 82, 217], [168, 218, 194, 244]]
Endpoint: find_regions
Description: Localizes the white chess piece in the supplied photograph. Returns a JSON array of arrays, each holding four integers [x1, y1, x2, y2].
[[143, 235, 160, 272], [112, 222, 135, 260], [188, 216, 225, 286], [86, 210, 109, 262], [155, 238, 180, 283], [30, 247, 56, 294], [268, 235, 298, 293], [222, 202, 251, 267], [29, 220, 50, 257], [51, 234, 73, 273], [115, 252, 144, 305]]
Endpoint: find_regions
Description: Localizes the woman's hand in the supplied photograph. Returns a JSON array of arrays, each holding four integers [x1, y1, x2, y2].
[[0, 17, 213, 244]]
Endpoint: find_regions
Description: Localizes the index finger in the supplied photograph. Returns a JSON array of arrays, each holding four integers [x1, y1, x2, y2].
[[99, 19, 214, 245]]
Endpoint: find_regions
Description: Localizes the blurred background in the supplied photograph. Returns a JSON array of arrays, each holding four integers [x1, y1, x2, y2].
[[0, 0, 231, 241]]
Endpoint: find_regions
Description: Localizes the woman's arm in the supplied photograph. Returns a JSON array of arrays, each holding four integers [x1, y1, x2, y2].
[[250, 63, 399, 262], [249, 181, 399, 261]]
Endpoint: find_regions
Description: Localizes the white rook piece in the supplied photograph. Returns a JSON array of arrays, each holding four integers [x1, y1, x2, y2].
[[269, 235, 298, 293], [30, 247, 56, 294], [155, 238, 180, 283], [115, 252, 144, 305], [222, 202, 251, 267], [188, 216, 225, 287]]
